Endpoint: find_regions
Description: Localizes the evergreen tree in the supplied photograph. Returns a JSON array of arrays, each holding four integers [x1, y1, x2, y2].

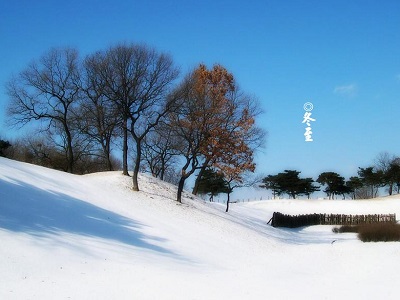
[[386, 161, 400, 194], [317, 172, 348, 199], [261, 170, 318, 199], [299, 177, 320, 199], [0, 139, 11, 157], [261, 174, 281, 199], [358, 167, 385, 198], [197, 168, 229, 202], [346, 176, 363, 199]]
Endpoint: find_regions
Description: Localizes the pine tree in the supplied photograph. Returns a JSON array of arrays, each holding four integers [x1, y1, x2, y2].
[[317, 172, 348, 199], [261, 170, 319, 199], [197, 168, 229, 202]]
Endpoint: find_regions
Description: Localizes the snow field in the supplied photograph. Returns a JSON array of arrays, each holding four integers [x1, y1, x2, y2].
[[1, 157, 400, 299]]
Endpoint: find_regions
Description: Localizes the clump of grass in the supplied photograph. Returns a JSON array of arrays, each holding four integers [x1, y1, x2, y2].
[[333, 222, 400, 242], [358, 223, 400, 242]]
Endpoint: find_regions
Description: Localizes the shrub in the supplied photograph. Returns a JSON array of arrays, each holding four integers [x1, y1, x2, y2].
[[332, 225, 359, 233], [358, 223, 400, 242], [333, 223, 400, 242]]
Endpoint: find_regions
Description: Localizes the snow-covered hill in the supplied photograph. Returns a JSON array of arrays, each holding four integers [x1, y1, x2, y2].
[[1, 157, 400, 299]]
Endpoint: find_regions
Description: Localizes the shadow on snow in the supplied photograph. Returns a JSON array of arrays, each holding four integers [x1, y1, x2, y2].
[[0, 176, 178, 257]]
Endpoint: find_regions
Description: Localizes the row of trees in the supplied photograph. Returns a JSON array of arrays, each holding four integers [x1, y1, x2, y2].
[[0, 135, 122, 175], [4, 44, 265, 203], [261, 153, 400, 199]]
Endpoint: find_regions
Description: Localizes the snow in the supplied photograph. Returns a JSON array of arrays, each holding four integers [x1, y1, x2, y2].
[[1, 157, 400, 299]]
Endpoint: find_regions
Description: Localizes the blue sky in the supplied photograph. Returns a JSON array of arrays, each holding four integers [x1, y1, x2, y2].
[[1, 0, 400, 184]]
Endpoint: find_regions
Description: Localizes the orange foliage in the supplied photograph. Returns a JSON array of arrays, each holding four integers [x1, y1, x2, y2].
[[179, 64, 256, 184]]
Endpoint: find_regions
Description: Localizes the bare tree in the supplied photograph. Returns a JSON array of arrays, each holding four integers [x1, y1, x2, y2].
[[167, 71, 208, 202], [4, 132, 71, 170], [374, 152, 395, 171], [6, 48, 81, 173], [142, 122, 180, 181], [375, 152, 397, 195], [90, 47, 130, 175], [79, 52, 121, 171], [98, 44, 179, 190], [224, 173, 263, 212]]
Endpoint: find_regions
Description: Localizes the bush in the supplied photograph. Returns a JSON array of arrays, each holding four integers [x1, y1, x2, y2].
[[332, 225, 359, 233], [358, 223, 400, 242], [333, 223, 400, 242]]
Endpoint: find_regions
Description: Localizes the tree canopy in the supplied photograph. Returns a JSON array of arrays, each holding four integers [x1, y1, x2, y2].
[[316, 172, 350, 199], [196, 168, 229, 202], [168, 64, 264, 202], [261, 170, 319, 199]]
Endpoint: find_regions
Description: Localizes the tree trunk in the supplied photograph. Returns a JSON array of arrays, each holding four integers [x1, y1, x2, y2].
[[103, 139, 113, 171], [65, 124, 74, 173], [106, 154, 113, 171], [177, 176, 186, 203], [176, 157, 198, 202], [122, 118, 129, 176], [225, 192, 231, 212], [132, 139, 141, 191], [159, 159, 165, 181], [192, 162, 208, 195]]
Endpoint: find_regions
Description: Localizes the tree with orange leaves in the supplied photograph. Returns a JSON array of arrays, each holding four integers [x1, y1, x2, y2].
[[169, 63, 265, 203]]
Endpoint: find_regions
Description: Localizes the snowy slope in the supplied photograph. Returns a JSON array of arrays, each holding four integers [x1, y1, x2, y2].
[[1, 157, 400, 299]]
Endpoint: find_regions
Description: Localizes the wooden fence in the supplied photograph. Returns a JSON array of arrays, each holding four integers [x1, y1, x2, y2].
[[269, 212, 397, 228]]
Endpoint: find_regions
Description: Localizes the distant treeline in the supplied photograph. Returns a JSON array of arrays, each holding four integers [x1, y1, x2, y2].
[[261, 155, 400, 200]]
